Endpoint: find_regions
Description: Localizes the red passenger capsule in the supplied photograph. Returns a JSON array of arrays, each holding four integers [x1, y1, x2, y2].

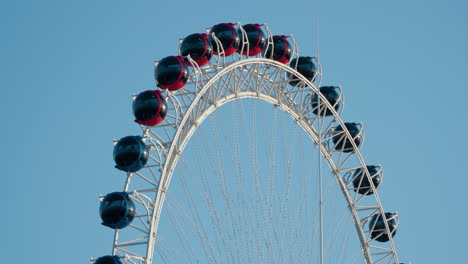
[[180, 33, 213, 67], [264, 35, 292, 64], [155, 56, 189, 91], [209, 23, 240, 56], [133, 90, 167, 126], [237, 24, 266, 56]]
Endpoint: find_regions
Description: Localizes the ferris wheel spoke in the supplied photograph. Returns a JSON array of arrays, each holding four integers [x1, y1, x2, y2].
[[235, 100, 262, 263], [194, 132, 244, 263], [253, 102, 269, 263], [251, 101, 269, 264], [267, 106, 278, 263], [212, 116, 248, 263], [164, 199, 208, 264], [166, 170, 223, 264], [231, 101, 256, 263], [181, 158, 231, 263], [154, 235, 189, 264]]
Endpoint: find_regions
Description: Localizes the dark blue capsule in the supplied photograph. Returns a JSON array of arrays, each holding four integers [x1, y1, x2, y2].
[[100, 192, 136, 229], [352, 165, 382, 195], [332, 122, 362, 153], [94, 255, 123, 264], [113, 136, 149, 172], [288, 56, 317, 87], [311, 86, 341, 116], [369, 212, 398, 242]]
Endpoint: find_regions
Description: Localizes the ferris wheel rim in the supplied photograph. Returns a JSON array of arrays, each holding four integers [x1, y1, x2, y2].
[[113, 58, 399, 264], [105, 54, 400, 264]]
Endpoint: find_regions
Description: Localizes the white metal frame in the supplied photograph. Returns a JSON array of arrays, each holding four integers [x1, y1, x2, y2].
[[106, 25, 399, 264]]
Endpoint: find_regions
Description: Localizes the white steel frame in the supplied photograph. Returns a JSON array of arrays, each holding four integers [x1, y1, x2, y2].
[[105, 24, 399, 264]]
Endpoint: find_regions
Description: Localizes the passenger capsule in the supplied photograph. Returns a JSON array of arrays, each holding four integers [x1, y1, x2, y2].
[[100, 192, 136, 229], [332, 122, 362, 153], [311, 86, 341, 116], [113, 136, 149, 172], [180, 33, 213, 67], [369, 212, 398, 242], [264, 35, 292, 64], [288, 56, 317, 86], [94, 255, 123, 264], [352, 165, 382, 195], [209, 23, 240, 56], [155, 56, 189, 91], [133, 90, 167, 126], [238, 24, 266, 56]]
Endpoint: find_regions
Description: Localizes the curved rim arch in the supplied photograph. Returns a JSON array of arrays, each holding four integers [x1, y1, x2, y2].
[[112, 58, 399, 264]]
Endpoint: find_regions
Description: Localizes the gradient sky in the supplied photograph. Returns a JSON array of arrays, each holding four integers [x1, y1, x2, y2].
[[2, 0, 467, 263]]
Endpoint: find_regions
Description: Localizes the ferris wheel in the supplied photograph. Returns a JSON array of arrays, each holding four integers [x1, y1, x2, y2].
[[92, 22, 401, 264]]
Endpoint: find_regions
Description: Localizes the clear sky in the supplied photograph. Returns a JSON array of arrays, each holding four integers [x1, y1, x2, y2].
[[2, 0, 467, 263]]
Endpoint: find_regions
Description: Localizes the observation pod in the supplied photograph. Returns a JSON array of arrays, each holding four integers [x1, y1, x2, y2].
[[209, 23, 240, 56], [113, 136, 149, 172], [94, 255, 123, 264], [100, 192, 136, 229], [332, 122, 363, 153], [311, 86, 341, 116], [352, 165, 382, 195], [238, 24, 266, 56], [155, 56, 189, 91], [133, 90, 168, 126], [180, 33, 213, 67], [264, 35, 292, 64], [369, 212, 398, 242], [288, 56, 317, 86]]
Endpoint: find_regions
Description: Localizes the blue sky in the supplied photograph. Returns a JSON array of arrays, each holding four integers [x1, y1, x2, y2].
[[2, 0, 467, 263]]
